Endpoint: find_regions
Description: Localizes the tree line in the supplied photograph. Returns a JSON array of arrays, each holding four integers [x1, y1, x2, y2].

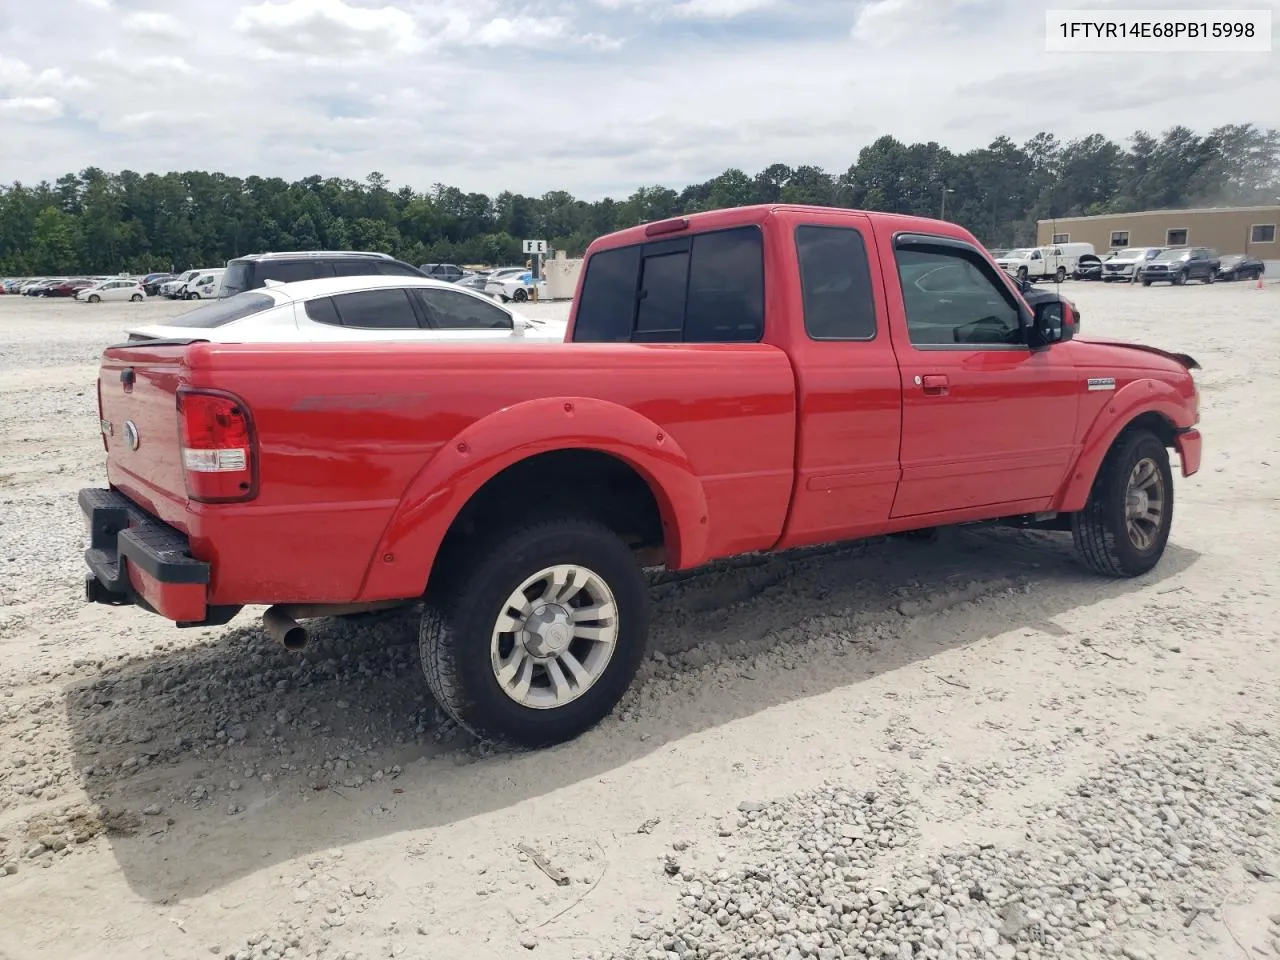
[[1, 124, 1277, 276]]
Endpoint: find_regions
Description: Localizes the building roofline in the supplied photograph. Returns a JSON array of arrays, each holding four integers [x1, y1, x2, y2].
[[1039, 205, 1280, 225]]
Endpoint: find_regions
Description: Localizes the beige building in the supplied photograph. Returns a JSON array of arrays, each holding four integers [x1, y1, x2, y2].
[[1036, 205, 1280, 257]]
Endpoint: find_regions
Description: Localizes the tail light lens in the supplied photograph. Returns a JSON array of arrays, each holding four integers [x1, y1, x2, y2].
[[176, 388, 257, 502]]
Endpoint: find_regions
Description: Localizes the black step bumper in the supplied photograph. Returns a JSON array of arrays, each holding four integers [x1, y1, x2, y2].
[[79, 488, 239, 627]]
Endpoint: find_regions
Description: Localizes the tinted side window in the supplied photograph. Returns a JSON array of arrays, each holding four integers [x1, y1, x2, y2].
[[264, 261, 334, 284], [164, 292, 277, 328], [305, 296, 342, 326], [684, 226, 764, 343], [573, 245, 641, 342], [896, 246, 1022, 347], [333, 260, 382, 277], [418, 289, 512, 329], [375, 261, 427, 278], [329, 288, 421, 329], [795, 225, 876, 340], [634, 250, 689, 339]]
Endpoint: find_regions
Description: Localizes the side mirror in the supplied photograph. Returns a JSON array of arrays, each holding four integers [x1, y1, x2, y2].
[[1027, 298, 1077, 348]]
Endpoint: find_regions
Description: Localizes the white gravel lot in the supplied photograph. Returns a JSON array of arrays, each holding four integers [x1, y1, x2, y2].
[[0, 281, 1278, 960]]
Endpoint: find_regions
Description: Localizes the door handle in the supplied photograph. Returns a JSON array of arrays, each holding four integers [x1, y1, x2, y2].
[[918, 374, 949, 396]]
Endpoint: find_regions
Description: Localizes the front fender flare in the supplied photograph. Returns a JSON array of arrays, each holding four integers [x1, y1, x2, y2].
[[1056, 378, 1195, 513], [357, 396, 711, 601]]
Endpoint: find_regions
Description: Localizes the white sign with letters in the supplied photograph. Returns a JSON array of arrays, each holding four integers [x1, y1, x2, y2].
[[522, 239, 547, 254]]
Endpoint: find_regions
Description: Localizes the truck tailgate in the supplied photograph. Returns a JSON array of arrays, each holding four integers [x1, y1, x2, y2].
[[98, 344, 191, 529]]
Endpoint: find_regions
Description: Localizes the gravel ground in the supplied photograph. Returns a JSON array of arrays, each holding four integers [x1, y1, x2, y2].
[[0, 281, 1278, 960]]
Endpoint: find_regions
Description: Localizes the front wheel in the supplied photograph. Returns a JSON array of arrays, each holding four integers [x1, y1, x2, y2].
[[1172, 271, 1186, 286], [1071, 429, 1174, 578], [1016, 267, 1028, 282], [419, 515, 650, 748], [88, 294, 100, 303]]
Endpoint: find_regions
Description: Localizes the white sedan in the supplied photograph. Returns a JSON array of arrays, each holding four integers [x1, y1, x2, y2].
[[77, 279, 145, 303], [484, 269, 548, 303], [124, 274, 568, 344]]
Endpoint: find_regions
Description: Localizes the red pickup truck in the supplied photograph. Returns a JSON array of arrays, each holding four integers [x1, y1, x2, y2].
[[80, 204, 1202, 748]]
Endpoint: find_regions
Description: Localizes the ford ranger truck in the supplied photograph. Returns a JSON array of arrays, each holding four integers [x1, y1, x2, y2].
[[80, 204, 1203, 749]]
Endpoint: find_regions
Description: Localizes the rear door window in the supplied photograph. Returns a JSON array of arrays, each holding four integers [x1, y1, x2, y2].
[[796, 225, 877, 340], [573, 245, 642, 341], [416, 289, 512, 329], [634, 246, 689, 340], [328, 288, 423, 329]]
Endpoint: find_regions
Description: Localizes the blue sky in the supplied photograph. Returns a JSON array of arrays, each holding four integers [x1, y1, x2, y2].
[[0, 0, 1277, 199]]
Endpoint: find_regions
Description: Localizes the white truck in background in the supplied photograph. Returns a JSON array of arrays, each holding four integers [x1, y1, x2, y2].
[[995, 243, 1095, 282]]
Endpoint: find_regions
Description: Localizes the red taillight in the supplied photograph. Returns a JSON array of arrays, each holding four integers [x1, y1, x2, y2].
[[176, 388, 257, 502], [644, 217, 689, 237]]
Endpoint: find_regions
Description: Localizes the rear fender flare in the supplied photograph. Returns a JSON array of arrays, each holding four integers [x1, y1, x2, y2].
[[1056, 379, 1192, 513], [358, 396, 711, 600]]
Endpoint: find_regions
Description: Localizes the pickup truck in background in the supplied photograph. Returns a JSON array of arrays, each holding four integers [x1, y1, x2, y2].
[[80, 204, 1203, 749], [994, 242, 1096, 283]]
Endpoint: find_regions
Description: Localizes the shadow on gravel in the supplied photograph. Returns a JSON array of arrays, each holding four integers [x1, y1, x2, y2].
[[61, 526, 1199, 902]]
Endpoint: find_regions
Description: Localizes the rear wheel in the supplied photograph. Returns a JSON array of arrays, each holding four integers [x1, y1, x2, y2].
[[1071, 429, 1174, 578], [130, 293, 143, 301], [419, 514, 649, 748], [512, 288, 529, 302], [1203, 272, 1214, 284], [1055, 266, 1067, 283]]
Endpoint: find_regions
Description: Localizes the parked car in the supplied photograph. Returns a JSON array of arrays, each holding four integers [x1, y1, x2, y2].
[[1101, 246, 1165, 283], [123, 275, 567, 344], [142, 273, 177, 296], [22, 279, 56, 296], [44, 279, 96, 298], [485, 269, 547, 302], [184, 268, 226, 300], [1215, 254, 1266, 281], [995, 243, 1095, 282], [1074, 254, 1103, 281], [1140, 247, 1220, 286], [81, 203, 1202, 749], [419, 263, 466, 283], [162, 270, 203, 299], [218, 251, 426, 299], [77, 278, 144, 302]]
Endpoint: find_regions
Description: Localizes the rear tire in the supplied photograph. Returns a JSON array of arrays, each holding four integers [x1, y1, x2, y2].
[[1071, 429, 1174, 578], [419, 514, 650, 748], [130, 293, 143, 301], [1055, 266, 1067, 283], [513, 288, 528, 302]]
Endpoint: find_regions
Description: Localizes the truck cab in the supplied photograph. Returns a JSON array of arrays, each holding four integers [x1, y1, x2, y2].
[[80, 204, 1202, 750]]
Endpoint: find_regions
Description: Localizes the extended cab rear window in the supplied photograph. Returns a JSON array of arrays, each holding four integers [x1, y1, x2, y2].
[[158, 292, 276, 327], [573, 225, 764, 343]]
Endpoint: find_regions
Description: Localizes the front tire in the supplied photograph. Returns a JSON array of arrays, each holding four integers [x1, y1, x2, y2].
[[419, 515, 650, 748], [1071, 429, 1174, 578], [88, 294, 100, 303], [1016, 267, 1028, 282]]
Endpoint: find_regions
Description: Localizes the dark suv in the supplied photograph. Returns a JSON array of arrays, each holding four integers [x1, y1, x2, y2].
[[1140, 247, 1221, 286], [218, 251, 426, 299]]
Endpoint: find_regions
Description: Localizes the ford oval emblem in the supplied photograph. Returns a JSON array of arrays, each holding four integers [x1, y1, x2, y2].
[[124, 420, 140, 451]]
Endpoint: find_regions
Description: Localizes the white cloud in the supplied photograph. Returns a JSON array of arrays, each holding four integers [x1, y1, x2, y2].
[[475, 16, 566, 45], [672, 0, 775, 16], [0, 96, 63, 119], [233, 0, 422, 57], [123, 11, 187, 39], [91, 49, 196, 77], [75, 0, 111, 7]]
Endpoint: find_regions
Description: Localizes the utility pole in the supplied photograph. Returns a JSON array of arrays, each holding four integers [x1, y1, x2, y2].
[[940, 186, 955, 221]]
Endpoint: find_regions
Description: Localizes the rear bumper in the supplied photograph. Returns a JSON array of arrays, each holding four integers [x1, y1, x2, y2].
[[1175, 428, 1202, 478], [79, 487, 240, 627]]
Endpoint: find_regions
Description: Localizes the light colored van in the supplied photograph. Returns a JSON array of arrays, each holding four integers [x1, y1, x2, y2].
[[185, 268, 226, 300], [995, 243, 1096, 282]]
